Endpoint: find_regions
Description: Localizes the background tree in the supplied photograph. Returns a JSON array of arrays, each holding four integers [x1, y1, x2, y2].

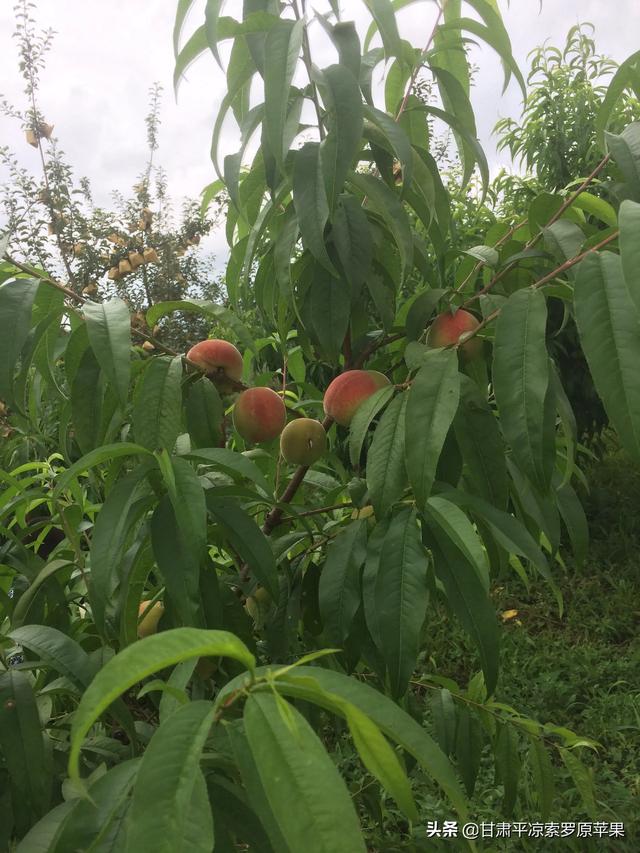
[[0, 1, 225, 351]]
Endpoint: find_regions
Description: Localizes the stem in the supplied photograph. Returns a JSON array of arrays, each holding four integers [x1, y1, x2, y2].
[[295, 0, 325, 141], [273, 501, 353, 528], [459, 153, 612, 307], [394, 0, 447, 122], [461, 229, 620, 343], [3, 252, 184, 357]]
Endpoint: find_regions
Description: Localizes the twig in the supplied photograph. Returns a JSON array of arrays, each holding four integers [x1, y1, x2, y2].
[[460, 153, 612, 308]]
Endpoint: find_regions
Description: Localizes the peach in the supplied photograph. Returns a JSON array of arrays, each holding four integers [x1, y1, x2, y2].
[[280, 418, 327, 466], [233, 387, 286, 443], [323, 370, 391, 426], [428, 309, 482, 359], [137, 600, 164, 638], [187, 339, 243, 390]]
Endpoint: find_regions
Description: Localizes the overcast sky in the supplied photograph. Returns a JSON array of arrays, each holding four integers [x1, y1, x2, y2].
[[1, 0, 639, 264]]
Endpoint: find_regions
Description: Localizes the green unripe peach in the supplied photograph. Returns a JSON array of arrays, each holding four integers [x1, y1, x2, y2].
[[137, 600, 164, 638], [280, 418, 327, 466], [323, 370, 391, 426], [233, 387, 286, 443], [428, 309, 482, 360]]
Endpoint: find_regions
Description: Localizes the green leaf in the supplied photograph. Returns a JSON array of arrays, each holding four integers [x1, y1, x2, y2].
[[84, 298, 131, 406], [320, 64, 364, 208], [560, 749, 597, 818], [53, 442, 153, 498], [187, 447, 272, 498], [173, 0, 197, 56], [344, 703, 418, 821], [455, 706, 482, 796], [173, 24, 207, 95], [405, 288, 446, 341], [146, 301, 253, 353], [125, 702, 216, 853], [70, 347, 103, 454], [185, 377, 223, 448], [322, 19, 361, 80], [363, 507, 429, 697], [204, 0, 224, 67], [243, 691, 366, 853], [619, 199, 640, 312], [224, 665, 469, 821], [606, 121, 640, 200], [10, 624, 94, 689], [68, 628, 255, 783], [363, 0, 402, 59], [318, 520, 367, 645], [207, 497, 279, 598], [350, 173, 413, 283], [349, 384, 395, 466], [556, 481, 589, 567], [425, 496, 489, 591], [542, 220, 584, 263], [574, 252, 640, 462], [441, 2, 525, 98], [264, 19, 303, 168], [332, 194, 373, 293], [494, 723, 521, 816], [427, 526, 500, 695], [363, 105, 413, 193], [160, 660, 198, 722], [406, 349, 460, 508], [453, 375, 509, 509], [55, 760, 139, 853], [10, 559, 74, 628], [596, 52, 640, 149], [0, 277, 39, 409], [14, 801, 76, 853], [367, 392, 408, 518], [133, 356, 184, 452], [528, 734, 554, 820], [151, 496, 205, 628], [572, 192, 617, 228], [463, 245, 499, 267], [90, 465, 153, 633], [305, 273, 350, 364], [293, 143, 335, 274], [431, 0, 468, 94], [0, 670, 51, 834], [160, 455, 208, 568], [182, 770, 215, 853], [443, 489, 549, 579], [493, 288, 555, 493]]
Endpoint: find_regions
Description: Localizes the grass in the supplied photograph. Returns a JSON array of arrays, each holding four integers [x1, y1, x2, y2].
[[358, 444, 640, 851]]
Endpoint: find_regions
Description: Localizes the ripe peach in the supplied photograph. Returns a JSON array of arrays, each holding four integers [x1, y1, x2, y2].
[[137, 600, 164, 638], [428, 309, 482, 359], [323, 370, 391, 427], [187, 339, 243, 390], [280, 418, 327, 466], [233, 387, 286, 443]]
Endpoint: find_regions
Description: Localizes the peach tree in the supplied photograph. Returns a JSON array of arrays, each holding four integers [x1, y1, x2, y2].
[[1, 1, 640, 850]]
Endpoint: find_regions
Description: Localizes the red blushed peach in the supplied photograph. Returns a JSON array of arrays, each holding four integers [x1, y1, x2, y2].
[[233, 387, 287, 443], [187, 339, 243, 388], [428, 309, 482, 359], [323, 370, 391, 426]]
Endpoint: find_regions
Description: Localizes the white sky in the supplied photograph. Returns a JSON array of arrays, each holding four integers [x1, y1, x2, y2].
[[1, 0, 639, 264]]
